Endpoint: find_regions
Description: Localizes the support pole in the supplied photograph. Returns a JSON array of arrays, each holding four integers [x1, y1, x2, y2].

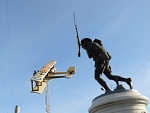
[[45, 83, 50, 113]]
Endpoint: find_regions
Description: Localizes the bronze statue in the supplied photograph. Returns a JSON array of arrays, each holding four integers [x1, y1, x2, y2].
[[81, 38, 133, 92]]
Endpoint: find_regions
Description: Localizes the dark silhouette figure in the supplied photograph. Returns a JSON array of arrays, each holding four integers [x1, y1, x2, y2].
[[81, 38, 132, 92]]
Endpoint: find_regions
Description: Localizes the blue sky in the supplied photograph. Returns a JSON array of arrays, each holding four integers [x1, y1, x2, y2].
[[0, 0, 150, 113]]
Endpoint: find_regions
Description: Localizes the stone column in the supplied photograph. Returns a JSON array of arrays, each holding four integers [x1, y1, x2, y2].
[[89, 90, 149, 113]]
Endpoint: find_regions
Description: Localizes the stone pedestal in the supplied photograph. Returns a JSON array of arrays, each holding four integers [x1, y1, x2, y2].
[[89, 90, 149, 113]]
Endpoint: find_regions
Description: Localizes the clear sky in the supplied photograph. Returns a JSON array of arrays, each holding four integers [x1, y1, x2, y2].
[[0, 0, 150, 113]]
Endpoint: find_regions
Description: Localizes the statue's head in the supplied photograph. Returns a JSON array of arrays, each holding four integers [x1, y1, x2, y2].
[[81, 38, 92, 49]]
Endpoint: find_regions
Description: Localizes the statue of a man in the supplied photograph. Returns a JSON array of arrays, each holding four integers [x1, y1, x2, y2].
[[81, 38, 132, 92]]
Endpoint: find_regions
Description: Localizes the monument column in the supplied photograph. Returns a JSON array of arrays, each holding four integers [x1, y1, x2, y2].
[[15, 105, 20, 113], [89, 89, 149, 113]]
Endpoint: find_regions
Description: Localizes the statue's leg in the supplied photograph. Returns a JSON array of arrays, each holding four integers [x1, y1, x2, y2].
[[103, 65, 120, 86], [111, 76, 133, 89], [95, 66, 111, 92], [104, 65, 133, 89]]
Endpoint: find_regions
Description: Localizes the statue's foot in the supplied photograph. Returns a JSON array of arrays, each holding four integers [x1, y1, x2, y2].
[[126, 78, 133, 89]]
